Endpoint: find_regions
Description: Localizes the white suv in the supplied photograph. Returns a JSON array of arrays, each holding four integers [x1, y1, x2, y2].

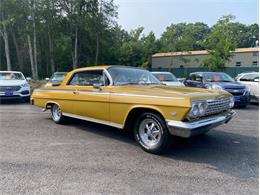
[[0, 71, 31, 102], [236, 72, 259, 103]]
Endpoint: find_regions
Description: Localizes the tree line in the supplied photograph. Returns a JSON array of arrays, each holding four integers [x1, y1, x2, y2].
[[0, 0, 258, 79]]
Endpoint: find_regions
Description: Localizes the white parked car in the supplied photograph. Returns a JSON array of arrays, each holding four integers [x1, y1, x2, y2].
[[45, 72, 68, 87], [235, 72, 259, 103], [0, 71, 31, 102], [152, 72, 185, 87]]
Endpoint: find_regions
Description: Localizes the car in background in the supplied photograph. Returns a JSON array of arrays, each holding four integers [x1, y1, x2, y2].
[[184, 72, 250, 107], [0, 71, 31, 102], [235, 72, 259, 103], [152, 72, 185, 87], [45, 72, 68, 87]]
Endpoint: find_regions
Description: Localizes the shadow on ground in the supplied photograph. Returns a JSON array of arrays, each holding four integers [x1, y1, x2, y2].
[[59, 115, 258, 179], [0, 99, 29, 105]]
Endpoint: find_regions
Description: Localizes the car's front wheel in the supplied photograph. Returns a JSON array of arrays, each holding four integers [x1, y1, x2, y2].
[[51, 104, 66, 124], [134, 112, 172, 154]]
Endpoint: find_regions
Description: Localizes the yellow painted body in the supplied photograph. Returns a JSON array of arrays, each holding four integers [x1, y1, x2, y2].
[[32, 66, 232, 128]]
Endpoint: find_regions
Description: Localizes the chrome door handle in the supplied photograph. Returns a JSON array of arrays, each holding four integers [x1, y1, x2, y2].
[[73, 90, 79, 94]]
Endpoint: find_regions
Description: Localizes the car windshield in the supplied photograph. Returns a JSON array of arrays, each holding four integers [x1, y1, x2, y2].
[[204, 73, 234, 82], [153, 73, 178, 81], [108, 67, 161, 86], [51, 73, 67, 81], [0, 72, 24, 80]]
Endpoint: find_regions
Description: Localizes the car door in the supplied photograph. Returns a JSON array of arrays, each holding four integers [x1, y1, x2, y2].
[[67, 69, 110, 122]]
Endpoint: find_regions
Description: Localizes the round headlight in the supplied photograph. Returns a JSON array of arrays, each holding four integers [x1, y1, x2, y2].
[[192, 104, 200, 117], [207, 84, 225, 92], [198, 102, 208, 115], [229, 96, 235, 108]]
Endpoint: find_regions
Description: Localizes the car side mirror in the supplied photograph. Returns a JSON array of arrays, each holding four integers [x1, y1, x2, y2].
[[45, 78, 50, 81], [93, 83, 102, 90], [26, 77, 31, 81]]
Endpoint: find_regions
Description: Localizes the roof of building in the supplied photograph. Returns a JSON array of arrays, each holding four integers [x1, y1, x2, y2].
[[152, 47, 259, 58]]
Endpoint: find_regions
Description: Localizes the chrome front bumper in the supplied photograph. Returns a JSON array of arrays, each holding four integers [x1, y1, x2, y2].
[[167, 111, 236, 138]]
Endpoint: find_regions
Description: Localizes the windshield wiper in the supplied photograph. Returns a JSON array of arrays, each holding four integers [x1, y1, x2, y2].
[[143, 83, 162, 85]]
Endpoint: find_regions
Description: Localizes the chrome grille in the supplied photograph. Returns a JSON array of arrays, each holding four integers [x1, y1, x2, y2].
[[204, 98, 230, 116], [0, 86, 21, 92]]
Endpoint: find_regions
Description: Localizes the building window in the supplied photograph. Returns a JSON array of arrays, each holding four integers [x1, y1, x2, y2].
[[179, 65, 184, 68], [236, 62, 241, 66], [252, 52, 259, 57], [252, 61, 258, 66]]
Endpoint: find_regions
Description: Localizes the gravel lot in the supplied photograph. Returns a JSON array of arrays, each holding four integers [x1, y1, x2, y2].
[[0, 102, 258, 194]]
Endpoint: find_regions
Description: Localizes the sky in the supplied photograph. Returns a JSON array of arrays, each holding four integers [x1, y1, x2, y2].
[[113, 0, 259, 37]]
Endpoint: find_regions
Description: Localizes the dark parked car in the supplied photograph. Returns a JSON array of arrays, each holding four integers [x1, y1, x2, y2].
[[184, 72, 250, 107]]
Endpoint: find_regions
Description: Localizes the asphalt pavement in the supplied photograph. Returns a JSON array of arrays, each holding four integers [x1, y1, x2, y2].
[[0, 102, 258, 194]]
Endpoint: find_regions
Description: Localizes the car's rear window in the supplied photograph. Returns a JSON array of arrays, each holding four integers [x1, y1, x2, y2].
[[153, 73, 177, 81]]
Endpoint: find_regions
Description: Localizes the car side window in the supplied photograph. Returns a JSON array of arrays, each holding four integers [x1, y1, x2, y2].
[[240, 74, 259, 82], [189, 74, 202, 81], [68, 70, 109, 86], [189, 74, 196, 80]]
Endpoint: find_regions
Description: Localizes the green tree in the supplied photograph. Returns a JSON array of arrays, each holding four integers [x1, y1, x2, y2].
[[202, 15, 237, 71], [159, 22, 210, 52]]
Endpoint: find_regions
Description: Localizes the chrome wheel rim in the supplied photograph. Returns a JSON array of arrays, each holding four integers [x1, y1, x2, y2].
[[52, 105, 61, 121], [139, 118, 162, 148]]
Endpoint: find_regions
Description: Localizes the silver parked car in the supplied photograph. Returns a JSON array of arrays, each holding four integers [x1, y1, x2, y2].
[[152, 72, 185, 87], [0, 71, 31, 102], [45, 72, 68, 87]]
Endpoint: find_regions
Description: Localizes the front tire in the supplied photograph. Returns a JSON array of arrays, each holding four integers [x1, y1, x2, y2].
[[51, 104, 66, 124], [134, 112, 172, 154]]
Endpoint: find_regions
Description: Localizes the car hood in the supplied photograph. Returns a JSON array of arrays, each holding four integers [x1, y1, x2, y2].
[[209, 82, 245, 89], [110, 85, 230, 101], [0, 80, 27, 86]]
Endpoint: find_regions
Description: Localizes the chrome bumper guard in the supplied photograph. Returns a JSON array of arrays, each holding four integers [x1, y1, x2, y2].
[[167, 110, 236, 138]]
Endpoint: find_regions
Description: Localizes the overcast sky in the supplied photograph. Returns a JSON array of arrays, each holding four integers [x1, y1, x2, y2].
[[113, 0, 259, 37]]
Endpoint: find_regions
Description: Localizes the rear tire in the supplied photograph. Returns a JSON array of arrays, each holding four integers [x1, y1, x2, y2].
[[134, 112, 172, 154], [51, 104, 66, 124]]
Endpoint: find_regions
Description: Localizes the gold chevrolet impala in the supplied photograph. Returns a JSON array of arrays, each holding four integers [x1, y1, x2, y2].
[[31, 66, 235, 154]]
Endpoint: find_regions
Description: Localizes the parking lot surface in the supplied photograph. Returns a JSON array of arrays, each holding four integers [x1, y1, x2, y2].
[[0, 103, 258, 194]]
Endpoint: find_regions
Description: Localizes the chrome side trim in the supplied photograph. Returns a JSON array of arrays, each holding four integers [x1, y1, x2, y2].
[[62, 112, 123, 129], [34, 89, 184, 99], [34, 89, 110, 95], [110, 92, 184, 100]]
